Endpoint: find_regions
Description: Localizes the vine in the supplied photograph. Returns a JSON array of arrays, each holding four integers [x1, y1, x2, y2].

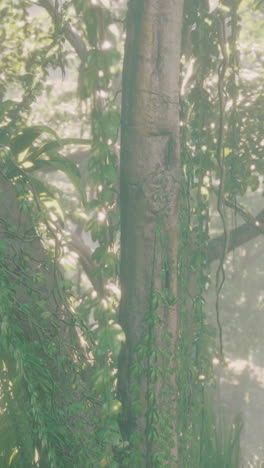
[[177, 1, 243, 466], [215, 9, 228, 359]]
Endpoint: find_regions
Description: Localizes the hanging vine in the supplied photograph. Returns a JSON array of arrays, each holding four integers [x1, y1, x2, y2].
[[215, 9, 228, 359], [177, 0, 243, 466]]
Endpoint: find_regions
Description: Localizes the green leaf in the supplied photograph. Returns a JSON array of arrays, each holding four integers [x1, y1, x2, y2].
[[58, 137, 92, 146], [11, 126, 58, 156], [8, 447, 18, 466], [27, 175, 56, 198], [26, 138, 91, 162], [248, 175, 259, 192], [87, 199, 101, 210], [27, 140, 62, 161], [104, 165, 117, 184], [2, 159, 21, 178], [67, 402, 86, 415], [101, 110, 120, 142], [29, 154, 87, 206], [101, 187, 115, 203]]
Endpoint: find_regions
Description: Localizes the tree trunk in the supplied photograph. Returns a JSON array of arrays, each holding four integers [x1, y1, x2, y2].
[[118, 1, 184, 466]]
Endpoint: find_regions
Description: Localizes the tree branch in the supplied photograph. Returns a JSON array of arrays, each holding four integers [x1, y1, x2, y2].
[[68, 208, 264, 285], [208, 208, 264, 263], [224, 197, 264, 235], [38, 0, 88, 61], [68, 232, 104, 297]]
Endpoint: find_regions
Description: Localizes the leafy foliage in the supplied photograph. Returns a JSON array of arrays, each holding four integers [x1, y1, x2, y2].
[[0, 0, 263, 466]]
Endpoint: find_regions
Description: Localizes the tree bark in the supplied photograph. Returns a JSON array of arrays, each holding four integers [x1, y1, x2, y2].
[[118, 1, 184, 466]]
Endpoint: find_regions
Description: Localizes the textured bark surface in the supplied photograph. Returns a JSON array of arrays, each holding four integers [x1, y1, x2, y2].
[[118, 1, 184, 465]]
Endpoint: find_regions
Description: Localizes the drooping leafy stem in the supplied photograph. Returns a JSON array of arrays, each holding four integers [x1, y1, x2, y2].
[[145, 230, 158, 461], [177, 1, 243, 466], [71, 1, 124, 465], [215, 1, 241, 359], [177, 1, 215, 464], [225, 0, 241, 226], [144, 222, 179, 467], [215, 9, 228, 359], [229, 0, 241, 191]]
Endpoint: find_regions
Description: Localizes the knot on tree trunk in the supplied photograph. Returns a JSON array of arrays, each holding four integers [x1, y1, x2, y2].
[[143, 165, 180, 216]]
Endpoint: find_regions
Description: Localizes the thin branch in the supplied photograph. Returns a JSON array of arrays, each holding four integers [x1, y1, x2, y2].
[[68, 207, 264, 286], [38, 0, 88, 61], [208, 208, 264, 263], [68, 232, 104, 297], [224, 197, 264, 235]]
